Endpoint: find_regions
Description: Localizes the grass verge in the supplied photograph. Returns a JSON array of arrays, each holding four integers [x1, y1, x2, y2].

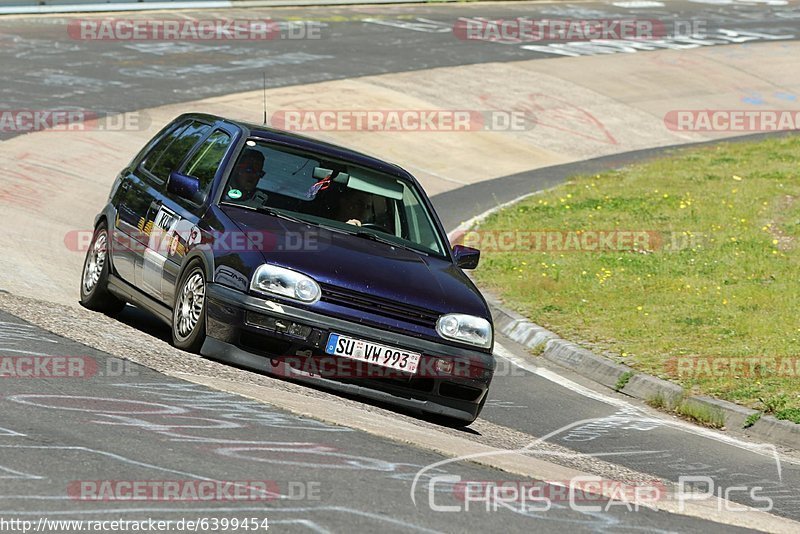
[[469, 136, 800, 422], [674, 399, 726, 429]]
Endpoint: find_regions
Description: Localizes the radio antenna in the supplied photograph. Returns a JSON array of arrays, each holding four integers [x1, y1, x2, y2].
[[262, 72, 267, 125]]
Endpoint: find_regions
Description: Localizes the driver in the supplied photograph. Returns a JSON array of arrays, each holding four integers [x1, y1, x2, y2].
[[334, 189, 375, 227], [225, 149, 266, 206]]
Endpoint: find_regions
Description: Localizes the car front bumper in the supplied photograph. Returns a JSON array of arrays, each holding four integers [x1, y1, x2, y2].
[[202, 283, 495, 422]]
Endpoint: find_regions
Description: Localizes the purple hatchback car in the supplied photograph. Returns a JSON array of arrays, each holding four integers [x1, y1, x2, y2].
[[80, 113, 494, 424]]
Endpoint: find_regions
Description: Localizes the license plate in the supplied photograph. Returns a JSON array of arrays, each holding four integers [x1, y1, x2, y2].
[[325, 333, 421, 374]]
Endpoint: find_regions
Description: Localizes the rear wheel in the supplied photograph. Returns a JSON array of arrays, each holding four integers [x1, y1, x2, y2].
[[172, 261, 207, 352], [79, 222, 126, 314]]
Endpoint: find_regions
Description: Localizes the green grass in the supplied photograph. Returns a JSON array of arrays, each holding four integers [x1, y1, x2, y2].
[[743, 412, 762, 429], [675, 400, 726, 429], [646, 393, 669, 410], [615, 371, 635, 391], [775, 408, 800, 424], [471, 136, 800, 418], [530, 342, 546, 356]]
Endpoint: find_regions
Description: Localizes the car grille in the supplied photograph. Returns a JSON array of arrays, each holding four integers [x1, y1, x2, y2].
[[320, 284, 440, 327]]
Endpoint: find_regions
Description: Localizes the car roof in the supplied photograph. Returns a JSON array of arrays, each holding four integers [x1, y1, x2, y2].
[[182, 112, 420, 186]]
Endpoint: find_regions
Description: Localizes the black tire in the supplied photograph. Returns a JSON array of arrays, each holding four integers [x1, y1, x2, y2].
[[172, 261, 207, 352], [79, 222, 126, 315]]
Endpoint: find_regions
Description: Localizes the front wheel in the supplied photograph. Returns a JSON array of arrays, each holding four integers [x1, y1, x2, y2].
[[172, 261, 207, 352], [79, 222, 126, 314]]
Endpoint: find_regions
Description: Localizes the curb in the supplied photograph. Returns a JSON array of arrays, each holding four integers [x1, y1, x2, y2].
[[485, 291, 800, 450]]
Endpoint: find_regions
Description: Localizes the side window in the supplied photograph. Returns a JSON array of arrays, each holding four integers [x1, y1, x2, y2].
[[141, 121, 211, 183], [182, 130, 232, 197], [139, 122, 190, 181]]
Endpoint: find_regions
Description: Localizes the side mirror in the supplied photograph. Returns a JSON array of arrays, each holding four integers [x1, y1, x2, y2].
[[453, 244, 480, 270], [167, 171, 205, 204]]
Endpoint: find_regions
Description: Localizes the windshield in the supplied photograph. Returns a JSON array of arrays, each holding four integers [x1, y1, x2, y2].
[[220, 139, 448, 256]]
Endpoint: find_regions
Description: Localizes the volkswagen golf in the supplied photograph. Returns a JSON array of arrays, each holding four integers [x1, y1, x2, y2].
[[80, 113, 494, 424]]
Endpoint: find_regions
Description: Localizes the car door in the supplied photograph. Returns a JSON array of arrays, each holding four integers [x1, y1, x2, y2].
[[111, 120, 188, 285], [119, 119, 213, 300], [156, 127, 235, 307]]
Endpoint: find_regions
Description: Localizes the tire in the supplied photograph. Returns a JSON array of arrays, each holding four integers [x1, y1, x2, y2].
[[172, 261, 207, 352], [79, 222, 126, 315]]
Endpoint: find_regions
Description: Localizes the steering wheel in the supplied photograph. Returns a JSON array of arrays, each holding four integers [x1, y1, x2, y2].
[[360, 222, 392, 235]]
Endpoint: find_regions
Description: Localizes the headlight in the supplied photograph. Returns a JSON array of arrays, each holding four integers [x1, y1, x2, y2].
[[250, 264, 321, 304], [436, 314, 492, 348]]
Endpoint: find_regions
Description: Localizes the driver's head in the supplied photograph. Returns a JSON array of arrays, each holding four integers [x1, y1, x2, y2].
[[335, 189, 374, 223], [230, 149, 265, 194]]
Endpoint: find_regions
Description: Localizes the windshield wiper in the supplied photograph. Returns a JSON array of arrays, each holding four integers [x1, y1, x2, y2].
[[255, 205, 309, 225], [351, 229, 429, 256], [221, 201, 309, 225]]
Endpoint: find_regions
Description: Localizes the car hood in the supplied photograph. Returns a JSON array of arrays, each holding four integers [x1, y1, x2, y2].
[[221, 206, 489, 318]]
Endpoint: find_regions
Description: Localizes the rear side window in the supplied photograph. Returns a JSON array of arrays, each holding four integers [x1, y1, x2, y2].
[[183, 130, 232, 197], [141, 120, 211, 182]]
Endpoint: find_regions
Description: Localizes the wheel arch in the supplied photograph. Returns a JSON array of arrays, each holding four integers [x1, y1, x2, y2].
[[177, 248, 215, 296]]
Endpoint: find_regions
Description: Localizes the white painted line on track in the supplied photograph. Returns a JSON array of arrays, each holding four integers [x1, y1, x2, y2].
[[493, 342, 799, 469], [494, 342, 630, 409]]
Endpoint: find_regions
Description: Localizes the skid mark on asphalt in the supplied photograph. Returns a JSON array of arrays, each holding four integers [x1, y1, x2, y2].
[[1, 380, 701, 530]]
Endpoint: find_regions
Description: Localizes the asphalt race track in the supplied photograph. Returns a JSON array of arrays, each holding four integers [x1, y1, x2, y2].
[[0, 309, 757, 533], [1, 1, 800, 532], [0, 0, 799, 134]]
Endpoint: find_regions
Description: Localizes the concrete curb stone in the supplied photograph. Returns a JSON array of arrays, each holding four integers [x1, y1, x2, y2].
[[484, 290, 800, 450]]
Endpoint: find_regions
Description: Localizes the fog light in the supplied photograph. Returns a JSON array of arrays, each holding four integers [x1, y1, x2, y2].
[[435, 359, 454, 375]]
